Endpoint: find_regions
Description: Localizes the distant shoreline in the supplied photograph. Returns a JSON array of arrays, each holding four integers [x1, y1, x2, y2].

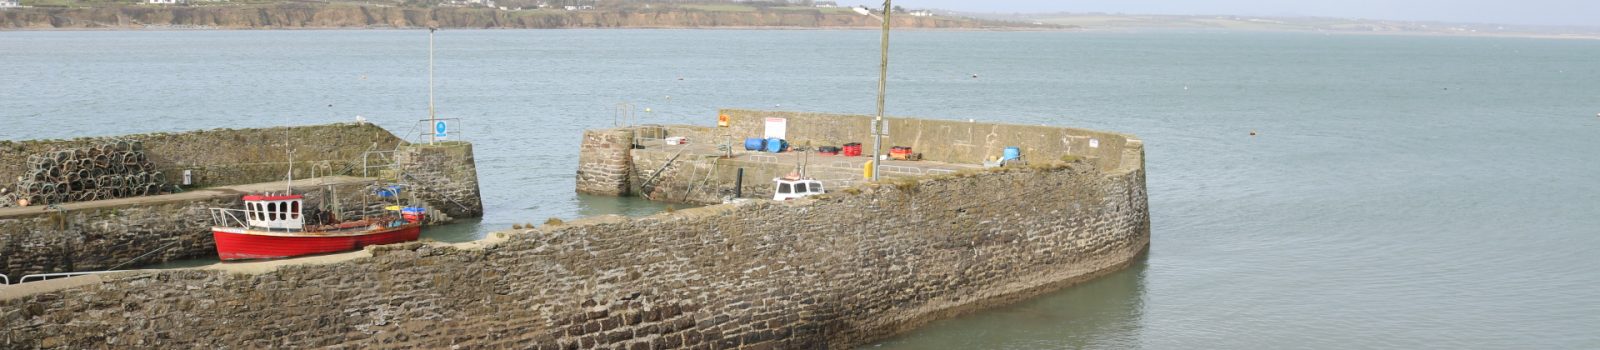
[[7, 25, 1594, 41], [1066, 26, 1600, 41], [4, 6, 1594, 41], [0, 5, 1050, 31]]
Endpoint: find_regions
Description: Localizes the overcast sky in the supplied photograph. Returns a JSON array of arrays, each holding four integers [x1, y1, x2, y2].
[[836, 0, 1599, 26]]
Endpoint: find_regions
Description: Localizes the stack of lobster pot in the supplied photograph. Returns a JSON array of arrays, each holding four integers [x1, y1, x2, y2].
[[9, 140, 167, 206]]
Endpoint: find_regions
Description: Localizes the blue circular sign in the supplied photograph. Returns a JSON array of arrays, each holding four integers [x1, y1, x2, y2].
[[434, 121, 447, 133]]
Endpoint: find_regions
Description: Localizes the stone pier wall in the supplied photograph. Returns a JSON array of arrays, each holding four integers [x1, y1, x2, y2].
[[577, 129, 637, 196], [1, 142, 1148, 350], [0, 123, 404, 207], [0, 124, 484, 281], [394, 142, 485, 219], [0, 178, 377, 281]]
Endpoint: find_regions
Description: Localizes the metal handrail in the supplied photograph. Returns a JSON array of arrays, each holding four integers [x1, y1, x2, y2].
[[1, 274, 8, 285], [209, 208, 250, 228], [927, 169, 957, 175], [880, 165, 923, 175], [361, 150, 396, 178], [412, 118, 466, 144], [614, 102, 636, 127], [19, 270, 127, 283]]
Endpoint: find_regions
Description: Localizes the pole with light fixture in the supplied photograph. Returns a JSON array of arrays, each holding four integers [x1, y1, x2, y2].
[[428, 24, 438, 145], [870, 0, 890, 181]]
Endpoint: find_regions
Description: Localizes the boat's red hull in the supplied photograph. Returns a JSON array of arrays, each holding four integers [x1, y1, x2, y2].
[[213, 224, 421, 261]]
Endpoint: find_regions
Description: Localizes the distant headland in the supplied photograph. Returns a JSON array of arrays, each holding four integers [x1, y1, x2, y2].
[[0, 1, 1055, 30]]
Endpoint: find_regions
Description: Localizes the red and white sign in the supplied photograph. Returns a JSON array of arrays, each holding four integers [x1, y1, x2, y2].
[[764, 118, 787, 139]]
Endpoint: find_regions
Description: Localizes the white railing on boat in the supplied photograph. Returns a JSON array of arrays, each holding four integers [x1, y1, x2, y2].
[[19, 271, 127, 284], [209, 208, 250, 228]]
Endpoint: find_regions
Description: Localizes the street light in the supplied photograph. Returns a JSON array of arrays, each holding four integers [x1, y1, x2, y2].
[[859, 1, 891, 182], [427, 23, 438, 145]]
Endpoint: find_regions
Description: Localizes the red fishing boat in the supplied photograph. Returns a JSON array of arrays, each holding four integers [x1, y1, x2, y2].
[[209, 193, 424, 260]]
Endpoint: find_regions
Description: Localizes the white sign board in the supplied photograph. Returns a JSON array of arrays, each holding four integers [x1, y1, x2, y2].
[[764, 118, 787, 139], [1089, 138, 1100, 148], [433, 120, 449, 140]]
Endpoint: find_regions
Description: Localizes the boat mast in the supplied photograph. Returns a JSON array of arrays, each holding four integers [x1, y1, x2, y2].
[[285, 116, 293, 194]]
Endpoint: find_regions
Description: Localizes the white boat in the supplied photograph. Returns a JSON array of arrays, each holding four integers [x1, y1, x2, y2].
[[773, 175, 825, 201]]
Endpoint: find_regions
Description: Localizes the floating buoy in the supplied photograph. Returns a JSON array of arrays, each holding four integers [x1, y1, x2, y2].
[[971, 73, 979, 79], [644, 108, 652, 113], [1250, 130, 1258, 136]]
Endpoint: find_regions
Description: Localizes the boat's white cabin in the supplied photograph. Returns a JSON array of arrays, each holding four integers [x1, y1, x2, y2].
[[773, 178, 825, 201], [242, 194, 304, 230]]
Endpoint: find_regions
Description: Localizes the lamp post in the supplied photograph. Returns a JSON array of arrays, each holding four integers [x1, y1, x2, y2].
[[428, 25, 438, 145], [870, 0, 890, 182]]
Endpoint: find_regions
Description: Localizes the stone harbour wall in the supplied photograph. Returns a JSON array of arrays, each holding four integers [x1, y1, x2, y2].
[[576, 129, 637, 196], [719, 109, 1134, 171], [394, 142, 485, 219], [0, 147, 1149, 349], [0, 178, 380, 281], [0, 123, 404, 207], [0, 123, 484, 281]]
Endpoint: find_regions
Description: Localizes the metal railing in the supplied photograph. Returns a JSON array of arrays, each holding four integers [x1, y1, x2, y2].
[[614, 102, 637, 127], [361, 150, 396, 178], [209, 208, 249, 228], [19, 270, 127, 284], [928, 169, 958, 175], [1, 274, 8, 285], [408, 118, 467, 144], [880, 165, 924, 176]]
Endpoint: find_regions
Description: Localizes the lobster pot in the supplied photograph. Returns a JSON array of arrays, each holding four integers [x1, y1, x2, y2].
[[6, 139, 166, 207]]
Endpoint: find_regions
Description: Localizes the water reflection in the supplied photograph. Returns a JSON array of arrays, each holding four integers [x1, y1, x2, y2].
[[866, 258, 1148, 349], [421, 217, 487, 243]]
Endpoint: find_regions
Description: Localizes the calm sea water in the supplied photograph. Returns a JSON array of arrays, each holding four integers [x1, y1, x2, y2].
[[2, 29, 1597, 349]]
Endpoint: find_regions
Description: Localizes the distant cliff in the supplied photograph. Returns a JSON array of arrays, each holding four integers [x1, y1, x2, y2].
[[0, 5, 1038, 30]]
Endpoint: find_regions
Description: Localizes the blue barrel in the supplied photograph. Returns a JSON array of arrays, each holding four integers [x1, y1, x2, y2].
[[766, 138, 787, 153], [1002, 147, 1021, 161], [744, 138, 766, 151]]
